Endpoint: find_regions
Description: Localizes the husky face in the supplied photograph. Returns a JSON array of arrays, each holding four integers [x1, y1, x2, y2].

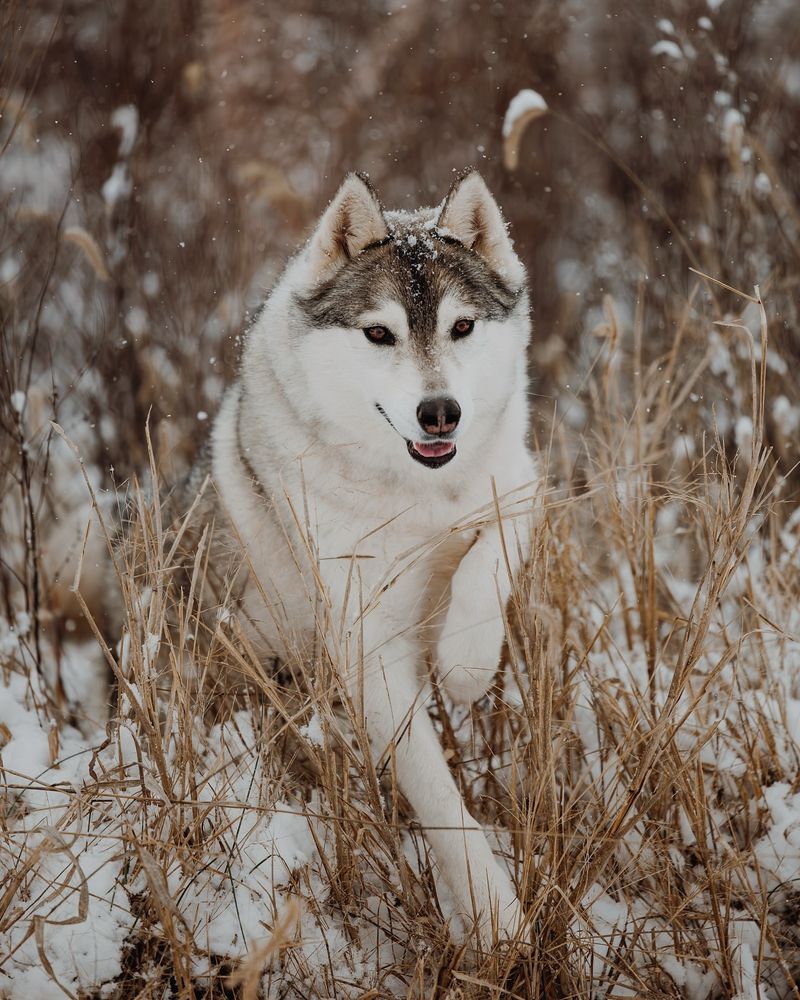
[[291, 171, 529, 472]]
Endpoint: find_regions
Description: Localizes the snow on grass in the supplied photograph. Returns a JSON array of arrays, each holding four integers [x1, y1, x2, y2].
[[651, 39, 685, 60], [101, 163, 132, 208], [6, 428, 800, 997], [502, 88, 549, 171], [501, 88, 548, 139], [298, 709, 325, 748], [0, 672, 329, 997], [109, 105, 139, 159], [0, 673, 134, 996]]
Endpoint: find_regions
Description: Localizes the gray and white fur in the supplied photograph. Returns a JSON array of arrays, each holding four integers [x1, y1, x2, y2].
[[206, 170, 538, 941]]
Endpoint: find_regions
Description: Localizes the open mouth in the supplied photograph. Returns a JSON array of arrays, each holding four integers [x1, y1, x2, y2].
[[375, 404, 458, 469], [406, 439, 457, 468]]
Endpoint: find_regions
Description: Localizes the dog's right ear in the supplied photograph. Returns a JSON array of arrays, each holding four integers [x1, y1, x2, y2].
[[437, 170, 524, 288], [307, 173, 388, 280]]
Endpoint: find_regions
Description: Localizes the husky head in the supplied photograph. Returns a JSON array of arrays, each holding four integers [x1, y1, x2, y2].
[[287, 171, 529, 473]]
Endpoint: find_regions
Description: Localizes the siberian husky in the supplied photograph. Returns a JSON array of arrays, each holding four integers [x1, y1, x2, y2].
[[207, 170, 538, 941]]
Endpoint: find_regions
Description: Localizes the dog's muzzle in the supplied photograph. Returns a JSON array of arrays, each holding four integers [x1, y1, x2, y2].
[[408, 396, 459, 467], [375, 400, 459, 469]]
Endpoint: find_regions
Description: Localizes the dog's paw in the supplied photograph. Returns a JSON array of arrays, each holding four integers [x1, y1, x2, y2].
[[487, 880, 525, 946], [433, 820, 524, 947], [437, 605, 505, 705], [454, 854, 525, 948]]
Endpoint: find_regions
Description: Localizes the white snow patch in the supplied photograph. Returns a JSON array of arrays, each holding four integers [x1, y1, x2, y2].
[[124, 305, 148, 336], [102, 162, 131, 208], [110, 104, 139, 158], [299, 709, 325, 748], [142, 631, 160, 668], [1, 255, 21, 283], [773, 395, 800, 439], [651, 40, 684, 60], [10, 389, 26, 414], [673, 433, 696, 463], [783, 61, 800, 99], [721, 107, 745, 145], [502, 88, 548, 138], [142, 271, 160, 297], [0, 671, 134, 996], [735, 416, 753, 455], [754, 171, 772, 196]]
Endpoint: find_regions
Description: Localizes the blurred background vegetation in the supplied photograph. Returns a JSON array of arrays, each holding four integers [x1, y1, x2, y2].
[[2, 0, 798, 489]]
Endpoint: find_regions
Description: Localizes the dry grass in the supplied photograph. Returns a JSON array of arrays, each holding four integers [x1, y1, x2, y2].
[[2, 1, 800, 997], [3, 286, 800, 998]]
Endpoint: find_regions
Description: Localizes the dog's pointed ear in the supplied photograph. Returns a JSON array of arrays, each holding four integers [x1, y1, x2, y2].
[[307, 173, 388, 280], [437, 170, 524, 286]]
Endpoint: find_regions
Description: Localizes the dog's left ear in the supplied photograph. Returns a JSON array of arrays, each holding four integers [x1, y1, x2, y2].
[[307, 173, 388, 280], [437, 171, 524, 287]]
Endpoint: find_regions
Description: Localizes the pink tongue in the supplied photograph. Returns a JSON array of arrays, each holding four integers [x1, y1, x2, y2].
[[414, 441, 455, 458]]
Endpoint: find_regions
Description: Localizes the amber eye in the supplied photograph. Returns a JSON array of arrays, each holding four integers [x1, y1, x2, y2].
[[452, 319, 475, 339], [364, 325, 396, 346]]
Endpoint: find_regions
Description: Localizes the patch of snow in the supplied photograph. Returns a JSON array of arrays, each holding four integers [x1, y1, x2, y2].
[[773, 396, 800, 439], [0, 704, 134, 991], [299, 709, 325, 748], [124, 305, 148, 336], [0, 135, 73, 214], [142, 631, 160, 669], [754, 171, 772, 196], [10, 389, 26, 414], [651, 40, 684, 60], [502, 88, 548, 138], [0, 614, 31, 662], [783, 61, 800, 99], [102, 162, 131, 208], [110, 104, 138, 158], [1, 841, 135, 996], [142, 271, 160, 297], [672, 433, 696, 463], [735, 416, 753, 455], [721, 107, 745, 145], [0, 254, 21, 283]]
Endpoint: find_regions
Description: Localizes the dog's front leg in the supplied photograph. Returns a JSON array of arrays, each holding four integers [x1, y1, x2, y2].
[[347, 614, 521, 942], [437, 511, 529, 705]]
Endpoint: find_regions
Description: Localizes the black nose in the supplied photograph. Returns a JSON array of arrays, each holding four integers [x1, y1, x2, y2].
[[416, 397, 461, 435]]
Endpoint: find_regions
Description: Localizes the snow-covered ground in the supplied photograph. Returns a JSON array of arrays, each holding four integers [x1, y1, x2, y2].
[[3, 470, 800, 997]]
